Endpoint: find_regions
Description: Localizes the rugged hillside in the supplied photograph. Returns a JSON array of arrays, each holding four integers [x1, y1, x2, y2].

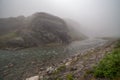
[[0, 16, 25, 35], [0, 12, 86, 49], [20, 13, 71, 46], [0, 13, 70, 49]]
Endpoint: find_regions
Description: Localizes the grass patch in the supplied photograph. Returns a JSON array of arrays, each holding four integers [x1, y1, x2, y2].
[[115, 40, 120, 48], [0, 32, 18, 48], [53, 65, 66, 74], [0, 32, 18, 41], [84, 69, 94, 78], [93, 48, 120, 79], [66, 73, 74, 80]]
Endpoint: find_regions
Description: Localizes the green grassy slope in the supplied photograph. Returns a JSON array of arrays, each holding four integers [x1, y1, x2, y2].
[[94, 40, 120, 80]]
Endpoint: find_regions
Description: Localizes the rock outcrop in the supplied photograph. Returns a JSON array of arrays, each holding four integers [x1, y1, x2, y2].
[[0, 12, 72, 49], [19, 13, 71, 47], [0, 12, 87, 49]]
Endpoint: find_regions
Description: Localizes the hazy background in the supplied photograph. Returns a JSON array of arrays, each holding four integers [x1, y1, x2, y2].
[[0, 0, 120, 37]]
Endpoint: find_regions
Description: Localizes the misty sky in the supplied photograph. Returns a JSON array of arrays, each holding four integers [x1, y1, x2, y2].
[[0, 0, 120, 37]]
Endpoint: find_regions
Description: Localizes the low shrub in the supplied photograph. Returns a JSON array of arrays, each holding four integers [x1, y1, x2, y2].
[[94, 49, 120, 79], [66, 73, 74, 80], [115, 40, 120, 48]]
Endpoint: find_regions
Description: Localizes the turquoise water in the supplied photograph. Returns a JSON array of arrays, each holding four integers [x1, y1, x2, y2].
[[0, 46, 70, 80], [0, 39, 107, 80]]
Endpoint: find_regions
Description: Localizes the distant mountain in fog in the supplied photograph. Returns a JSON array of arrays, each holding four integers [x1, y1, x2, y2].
[[65, 19, 88, 41], [0, 12, 87, 50]]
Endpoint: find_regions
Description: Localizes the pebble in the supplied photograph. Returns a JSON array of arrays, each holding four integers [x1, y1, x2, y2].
[[65, 61, 72, 66]]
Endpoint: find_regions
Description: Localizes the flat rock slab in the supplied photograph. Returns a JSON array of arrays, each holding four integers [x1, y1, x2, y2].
[[26, 76, 39, 80]]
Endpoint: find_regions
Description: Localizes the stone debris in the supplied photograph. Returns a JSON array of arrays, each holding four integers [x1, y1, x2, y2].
[[46, 67, 55, 74], [65, 61, 72, 66], [26, 76, 39, 80], [25, 40, 116, 80]]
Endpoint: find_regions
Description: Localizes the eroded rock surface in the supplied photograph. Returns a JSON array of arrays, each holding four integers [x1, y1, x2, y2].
[[0, 12, 72, 49]]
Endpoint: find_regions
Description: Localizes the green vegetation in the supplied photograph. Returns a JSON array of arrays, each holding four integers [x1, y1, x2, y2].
[[57, 65, 66, 72], [0, 32, 18, 41], [93, 41, 120, 79], [53, 65, 66, 74], [66, 73, 74, 80], [115, 40, 120, 48]]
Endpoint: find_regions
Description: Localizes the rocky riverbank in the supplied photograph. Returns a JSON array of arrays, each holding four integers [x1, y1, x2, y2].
[[26, 40, 117, 80]]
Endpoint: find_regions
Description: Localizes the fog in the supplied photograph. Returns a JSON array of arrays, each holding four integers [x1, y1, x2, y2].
[[0, 0, 120, 37]]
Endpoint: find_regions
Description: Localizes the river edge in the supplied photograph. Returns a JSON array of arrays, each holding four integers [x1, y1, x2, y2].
[[26, 39, 117, 80], [0, 39, 116, 80]]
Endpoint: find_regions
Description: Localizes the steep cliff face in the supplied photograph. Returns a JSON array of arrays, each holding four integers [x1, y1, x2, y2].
[[0, 12, 71, 49]]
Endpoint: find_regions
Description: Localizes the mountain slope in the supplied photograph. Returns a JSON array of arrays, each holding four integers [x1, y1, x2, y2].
[[0, 12, 71, 49], [0, 12, 87, 50]]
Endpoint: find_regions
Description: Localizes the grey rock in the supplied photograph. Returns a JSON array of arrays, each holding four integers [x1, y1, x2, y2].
[[26, 76, 39, 80], [0, 12, 72, 49], [46, 67, 55, 74]]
